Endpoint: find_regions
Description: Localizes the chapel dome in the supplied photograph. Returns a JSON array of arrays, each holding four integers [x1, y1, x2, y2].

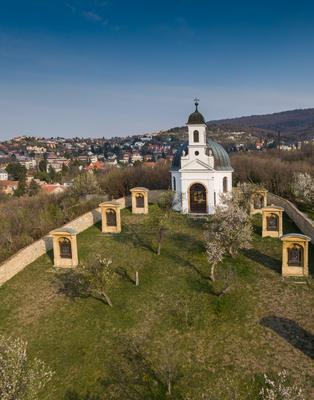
[[187, 100, 206, 125], [171, 138, 233, 171], [187, 111, 206, 125]]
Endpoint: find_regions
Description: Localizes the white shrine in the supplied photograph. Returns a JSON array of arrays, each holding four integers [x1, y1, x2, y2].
[[171, 100, 233, 214]]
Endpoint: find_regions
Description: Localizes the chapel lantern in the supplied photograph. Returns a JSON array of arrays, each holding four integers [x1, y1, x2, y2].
[[100, 201, 121, 233], [51, 228, 78, 268], [262, 205, 284, 238], [250, 188, 268, 215], [280, 234, 311, 277], [130, 187, 149, 214]]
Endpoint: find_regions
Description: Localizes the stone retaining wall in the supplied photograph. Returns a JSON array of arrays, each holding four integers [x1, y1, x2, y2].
[[0, 197, 128, 286], [0, 191, 166, 286], [268, 193, 314, 243]]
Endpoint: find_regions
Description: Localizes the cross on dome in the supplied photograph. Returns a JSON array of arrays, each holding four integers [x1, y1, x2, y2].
[[194, 98, 200, 111]]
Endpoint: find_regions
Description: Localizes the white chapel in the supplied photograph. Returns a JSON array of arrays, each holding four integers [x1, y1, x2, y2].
[[171, 100, 233, 214]]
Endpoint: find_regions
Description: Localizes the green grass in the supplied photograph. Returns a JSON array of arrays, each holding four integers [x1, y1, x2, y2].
[[0, 209, 313, 399], [294, 201, 314, 221]]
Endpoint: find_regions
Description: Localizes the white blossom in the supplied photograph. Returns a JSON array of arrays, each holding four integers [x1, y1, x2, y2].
[[0, 335, 54, 400], [292, 172, 314, 205], [260, 370, 305, 400]]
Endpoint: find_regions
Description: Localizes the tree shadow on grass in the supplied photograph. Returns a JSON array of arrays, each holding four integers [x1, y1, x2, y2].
[[64, 390, 102, 400], [168, 232, 205, 254], [46, 248, 54, 264], [260, 316, 314, 359], [158, 247, 208, 280], [282, 213, 302, 235], [98, 336, 185, 400], [53, 270, 89, 300], [242, 248, 281, 273], [112, 223, 154, 253], [53, 271, 110, 306], [114, 266, 135, 285], [252, 222, 262, 236], [93, 220, 102, 232], [187, 276, 211, 295]]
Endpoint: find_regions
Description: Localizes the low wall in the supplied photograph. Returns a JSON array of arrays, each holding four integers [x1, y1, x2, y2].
[[268, 193, 314, 243], [0, 197, 128, 286], [0, 190, 165, 285]]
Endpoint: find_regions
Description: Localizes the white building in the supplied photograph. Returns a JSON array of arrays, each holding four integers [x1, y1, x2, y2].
[[131, 152, 143, 163], [171, 101, 233, 214], [0, 169, 8, 181]]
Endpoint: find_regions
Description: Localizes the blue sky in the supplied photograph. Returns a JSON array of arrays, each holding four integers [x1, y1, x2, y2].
[[1, 0, 314, 139]]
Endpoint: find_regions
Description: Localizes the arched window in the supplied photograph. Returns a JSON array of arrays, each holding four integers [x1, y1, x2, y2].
[[223, 177, 228, 193], [106, 208, 117, 227], [136, 193, 144, 208], [267, 214, 278, 231], [59, 237, 72, 259], [193, 130, 199, 143], [287, 244, 303, 267], [173, 176, 176, 191]]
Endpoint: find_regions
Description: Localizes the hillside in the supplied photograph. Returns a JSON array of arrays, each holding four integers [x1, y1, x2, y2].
[[0, 209, 313, 399], [208, 108, 314, 139], [168, 108, 314, 140]]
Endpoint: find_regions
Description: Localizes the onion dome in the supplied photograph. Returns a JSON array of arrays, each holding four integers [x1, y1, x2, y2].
[[187, 99, 206, 125]]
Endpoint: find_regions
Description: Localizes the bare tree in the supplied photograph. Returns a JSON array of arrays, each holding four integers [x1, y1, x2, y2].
[[71, 172, 100, 198], [114, 246, 146, 287], [204, 234, 224, 282], [147, 205, 169, 256], [105, 334, 184, 399], [155, 339, 182, 396], [0, 335, 54, 400], [232, 182, 263, 214], [78, 257, 116, 307], [146, 191, 179, 256]]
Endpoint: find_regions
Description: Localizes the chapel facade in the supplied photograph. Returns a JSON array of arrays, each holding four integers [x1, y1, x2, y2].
[[171, 101, 233, 214]]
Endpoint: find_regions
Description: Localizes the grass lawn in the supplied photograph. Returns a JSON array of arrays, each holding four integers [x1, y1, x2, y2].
[[294, 200, 314, 221], [0, 209, 313, 399], [305, 208, 314, 221]]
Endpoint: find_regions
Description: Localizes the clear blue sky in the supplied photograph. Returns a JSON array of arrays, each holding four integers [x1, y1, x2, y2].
[[1, 0, 314, 139]]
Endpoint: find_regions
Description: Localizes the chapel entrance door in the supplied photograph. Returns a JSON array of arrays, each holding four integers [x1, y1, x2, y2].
[[190, 183, 207, 213]]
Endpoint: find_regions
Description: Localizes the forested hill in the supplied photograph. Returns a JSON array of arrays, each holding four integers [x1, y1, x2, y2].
[[208, 108, 314, 139]]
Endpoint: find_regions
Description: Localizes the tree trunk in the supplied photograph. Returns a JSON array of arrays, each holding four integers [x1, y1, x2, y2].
[[210, 264, 216, 282], [135, 271, 139, 286], [229, 246, 237, 258], [228, 246, 233, 257], [101, 291, 113, 307], [219, 284, 232, 297], [156, 228, 164, 255], [157, 242, 161, 256], [167, 379, 171, 395]]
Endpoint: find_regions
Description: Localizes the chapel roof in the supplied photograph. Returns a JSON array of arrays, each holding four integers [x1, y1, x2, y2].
[[187, 100, 206, 125], [171, 138, 233, 171]]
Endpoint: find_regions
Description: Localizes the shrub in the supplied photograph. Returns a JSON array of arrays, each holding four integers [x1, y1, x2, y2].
[[97, 163, 170, 198], [231, 151, 314, 198], [0, 192, 101, 264]]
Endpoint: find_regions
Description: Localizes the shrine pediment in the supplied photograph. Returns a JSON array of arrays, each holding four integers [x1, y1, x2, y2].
[[179, 158, 214, 172]]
